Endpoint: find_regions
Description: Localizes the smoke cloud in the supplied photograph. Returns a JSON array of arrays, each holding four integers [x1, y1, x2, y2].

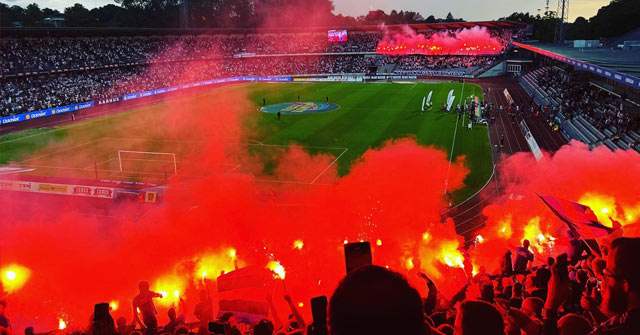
[[376, 25, 504, 56]]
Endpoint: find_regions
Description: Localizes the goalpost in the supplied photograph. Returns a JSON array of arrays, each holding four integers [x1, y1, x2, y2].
[[116, 150, 178, 176]]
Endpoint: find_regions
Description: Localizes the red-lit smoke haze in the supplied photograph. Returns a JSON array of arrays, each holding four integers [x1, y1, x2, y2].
[[0, 48, 470, 332], [376, 25, 505, 56]]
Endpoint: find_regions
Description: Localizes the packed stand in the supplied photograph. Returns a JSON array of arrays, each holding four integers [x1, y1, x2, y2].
[[1, 237, 639, 335], [0, 30, 507, 117], [0, 33, 384, 77], [0, 55, 377, 116], [520, 67, 640, 152]]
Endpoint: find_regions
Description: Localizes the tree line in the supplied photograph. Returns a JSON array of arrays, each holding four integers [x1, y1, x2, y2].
[[0, 0, 464, 29], [501, 0, 639, 42], [0, 0, 638, 41]]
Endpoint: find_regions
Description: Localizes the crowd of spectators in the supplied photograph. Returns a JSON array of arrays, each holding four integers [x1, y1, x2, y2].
[[391, 55, 496, 71], [0, 30, 509, 76], [1, 236, 639, 335], [0, 55, 381, 116], [0, 52, 500, 117], [0, 30, 510, 117], [0, 33, 384, 77], [535, 68, 638, 136]]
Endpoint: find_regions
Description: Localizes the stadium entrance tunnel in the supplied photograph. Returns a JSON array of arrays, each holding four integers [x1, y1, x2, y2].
[[260, 102, 340, 114]]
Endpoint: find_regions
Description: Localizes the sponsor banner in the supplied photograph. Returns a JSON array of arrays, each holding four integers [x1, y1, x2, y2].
[[395, 70, 468, 77], [364, 75, 418, 80], [503, 88, 514, 105], [1, 101, 93, 126], [122, 93, 140, 101], [97, 97, 120, 105], [447, 95, 456, 111], [0, 179, 115, 199], [520, 120, 544, 161], [1, 76, 292, 127], [513, 42, 640, 90]]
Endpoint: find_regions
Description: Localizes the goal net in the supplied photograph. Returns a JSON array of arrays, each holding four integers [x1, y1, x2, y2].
[[116, 150, 178, 177]]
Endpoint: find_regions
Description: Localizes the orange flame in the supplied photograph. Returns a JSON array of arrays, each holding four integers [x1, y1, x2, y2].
[[193, 249, 239, 284], [58, 319, 66, 330], [1, 264, 31, 293], [267, 261, 286, 280], [153, 274, 186, 307]]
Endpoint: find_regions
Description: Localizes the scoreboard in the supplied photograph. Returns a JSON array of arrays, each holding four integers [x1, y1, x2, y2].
[[328, 30, 347, 42]]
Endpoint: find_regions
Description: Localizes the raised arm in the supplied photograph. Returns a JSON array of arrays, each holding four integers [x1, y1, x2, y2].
[[420, 272, 438, 314], [266, 294, 283, 331], [283, 292, 306, 331]]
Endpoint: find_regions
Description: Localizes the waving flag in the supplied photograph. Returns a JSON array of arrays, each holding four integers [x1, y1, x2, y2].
[[538, 194, 614, 239]]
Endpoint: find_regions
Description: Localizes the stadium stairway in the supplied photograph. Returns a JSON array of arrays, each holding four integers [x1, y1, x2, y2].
[[477, 60, 506, 78]]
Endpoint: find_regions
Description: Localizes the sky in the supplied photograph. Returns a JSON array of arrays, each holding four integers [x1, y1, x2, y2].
[[3, 0, 610, 22]]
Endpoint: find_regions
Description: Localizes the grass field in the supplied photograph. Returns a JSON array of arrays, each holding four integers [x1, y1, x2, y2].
[[0, 81, 492, 203]]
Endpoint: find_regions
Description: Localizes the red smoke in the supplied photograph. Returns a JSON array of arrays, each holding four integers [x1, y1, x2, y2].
[[0, 66, 471, 333], [2, 39, 640, 335], [470, 141, 640, 273], [376, 25, 504, 56]]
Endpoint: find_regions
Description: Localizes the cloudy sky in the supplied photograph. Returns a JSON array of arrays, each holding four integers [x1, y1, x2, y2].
[[3, 0, 610, 22]]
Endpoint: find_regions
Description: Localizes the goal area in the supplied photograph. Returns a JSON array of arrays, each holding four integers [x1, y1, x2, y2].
[[116, 150, 178, 177]]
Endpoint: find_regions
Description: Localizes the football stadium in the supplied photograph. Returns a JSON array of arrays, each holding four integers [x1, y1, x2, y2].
[[1, 1, 640, 335]]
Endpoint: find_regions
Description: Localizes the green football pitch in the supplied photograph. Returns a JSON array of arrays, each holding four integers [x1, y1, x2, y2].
[[0, 81, 492, 203]]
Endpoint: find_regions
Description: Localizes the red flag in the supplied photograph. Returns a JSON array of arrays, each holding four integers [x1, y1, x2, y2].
[[538, 194, 614, 239]]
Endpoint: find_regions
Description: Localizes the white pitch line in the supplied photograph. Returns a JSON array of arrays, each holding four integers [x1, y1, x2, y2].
[[310, 147, 348, 184], [410, 83, 417, 90], [444, 80, 465, 194], [18, 138, 103, 164]]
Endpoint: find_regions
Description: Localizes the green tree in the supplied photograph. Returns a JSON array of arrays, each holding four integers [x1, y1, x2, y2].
[[64, 3, 95, 27], [566, 16, 591, 40], [23, 3, 44, 26]]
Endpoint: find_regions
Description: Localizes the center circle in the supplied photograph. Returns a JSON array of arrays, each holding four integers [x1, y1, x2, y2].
[[260, 102, 340, 114]]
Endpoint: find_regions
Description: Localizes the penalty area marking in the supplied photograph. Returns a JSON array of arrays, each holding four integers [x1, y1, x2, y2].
[[19, 135, 349, 186]]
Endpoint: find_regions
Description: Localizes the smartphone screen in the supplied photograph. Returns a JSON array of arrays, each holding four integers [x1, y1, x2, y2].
[[344, 241, 372, 273], [208, 321, 226, 334], [310, 296, 328, 335]]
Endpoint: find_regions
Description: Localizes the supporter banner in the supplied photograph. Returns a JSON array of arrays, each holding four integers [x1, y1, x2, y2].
[[0, 101, 93, 126], [519, 120, 544, 161], [0, 179, 115, 199], [513, 42, 640, 90], [217, 267, 270, 324]]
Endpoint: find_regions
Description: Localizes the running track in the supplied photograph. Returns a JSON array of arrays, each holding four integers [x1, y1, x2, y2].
[[445, 76, 567, 244]]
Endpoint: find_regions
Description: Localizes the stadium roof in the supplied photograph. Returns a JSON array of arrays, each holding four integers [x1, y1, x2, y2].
[[520, 43, 640, 79], [0, 21, 528, 37], [515, 42, 640, 90]]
